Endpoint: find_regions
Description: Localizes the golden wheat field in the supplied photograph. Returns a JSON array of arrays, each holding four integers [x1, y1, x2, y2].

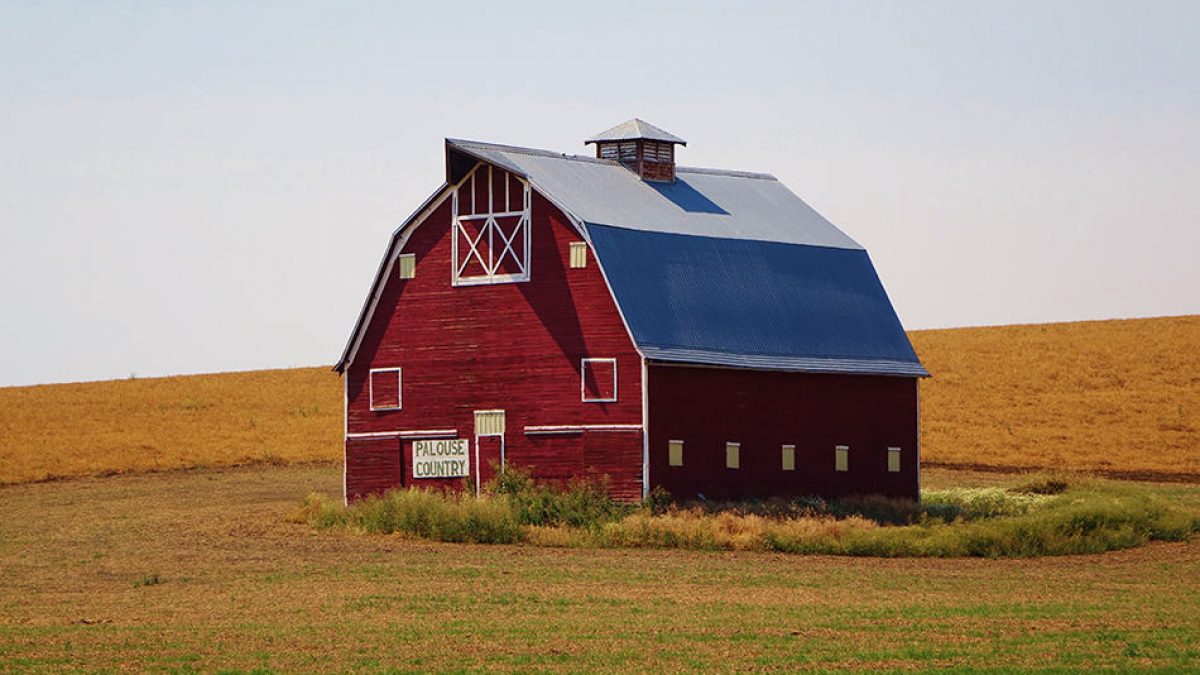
[[0, 315, 1196, 485], [911, 315, 1200, 479], [0, 367, 342, 484]]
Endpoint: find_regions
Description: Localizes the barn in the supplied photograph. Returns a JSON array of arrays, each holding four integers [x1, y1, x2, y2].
[[335, 119, 929, 503]]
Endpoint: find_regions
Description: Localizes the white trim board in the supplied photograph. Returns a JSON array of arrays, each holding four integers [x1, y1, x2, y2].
[[346, 429, 459, 440], [524, 424, 642, 435]]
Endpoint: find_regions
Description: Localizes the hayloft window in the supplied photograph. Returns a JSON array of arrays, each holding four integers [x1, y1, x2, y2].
[[835, 445, 849, 472], [888, 447, 902, 473], [581, 358, 617, 403], [369, 368, 402, 411], [569, 241, 588, 268], [452, 164, 531, 286], [726, 442, 740, 469], [668, 440, 684, 466], [397, 253, 416, 280], [782, 444, 796, 471]]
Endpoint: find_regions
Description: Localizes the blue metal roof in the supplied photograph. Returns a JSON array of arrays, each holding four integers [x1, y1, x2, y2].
[[586, 224, 929, 377]]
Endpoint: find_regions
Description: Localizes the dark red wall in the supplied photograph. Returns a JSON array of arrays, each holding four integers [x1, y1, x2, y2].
[[647, 365, 920, 501], [345, 163, 644, 502]]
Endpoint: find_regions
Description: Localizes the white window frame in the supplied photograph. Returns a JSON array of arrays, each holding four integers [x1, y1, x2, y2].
[[581, 357, 618, 403], [451, 165, 532, 287], [888, 446, 902, 473], [725, 442, 740, 469], [781, 444, 796, 471], [368, 367, 402, 411]]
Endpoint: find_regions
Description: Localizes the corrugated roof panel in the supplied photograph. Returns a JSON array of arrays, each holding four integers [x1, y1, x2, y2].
[[586, 224, 928, 378], [447, 139, 862, 250]]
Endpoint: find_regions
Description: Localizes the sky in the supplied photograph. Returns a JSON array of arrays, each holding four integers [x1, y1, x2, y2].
[[1, 1, 1198, 387]]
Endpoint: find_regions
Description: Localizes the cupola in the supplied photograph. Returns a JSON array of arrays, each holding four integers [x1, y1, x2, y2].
[[585, 119, 686, 182]]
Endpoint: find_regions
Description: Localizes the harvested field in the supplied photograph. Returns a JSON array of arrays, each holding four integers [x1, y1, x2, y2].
[[911, 315, 1200, 480], [0, 367, 341, 484], [1, 464, 1198, 671]]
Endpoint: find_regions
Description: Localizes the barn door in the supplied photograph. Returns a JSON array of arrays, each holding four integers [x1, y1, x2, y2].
[[476, 437, 503, 493], [474, 410, 505, 494]]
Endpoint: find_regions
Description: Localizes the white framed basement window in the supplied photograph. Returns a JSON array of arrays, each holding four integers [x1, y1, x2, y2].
[[835, 445, 849, 472], [888, 447, 902, 473], [368, 367, 402, 411], [668, 440, 684, 467], [581, 358, 617, 403]]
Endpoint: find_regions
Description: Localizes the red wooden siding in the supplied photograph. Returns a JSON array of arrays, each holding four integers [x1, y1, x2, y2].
[[345, 162, 644, 501], [646, 365, 919, 501]]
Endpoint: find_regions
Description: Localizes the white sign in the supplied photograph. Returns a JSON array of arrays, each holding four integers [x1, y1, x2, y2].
[[412, 439, 470, 479]]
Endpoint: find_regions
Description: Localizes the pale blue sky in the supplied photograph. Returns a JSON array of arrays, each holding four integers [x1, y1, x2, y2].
[[2, 1, 1198, 386]]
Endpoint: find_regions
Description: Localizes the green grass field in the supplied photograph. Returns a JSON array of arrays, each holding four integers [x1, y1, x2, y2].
[[2, 464, 1198, 672]]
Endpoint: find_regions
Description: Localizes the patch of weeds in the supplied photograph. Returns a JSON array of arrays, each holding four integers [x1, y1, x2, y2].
[[486, 466, 632, 528], [132, 573, 163, 587]]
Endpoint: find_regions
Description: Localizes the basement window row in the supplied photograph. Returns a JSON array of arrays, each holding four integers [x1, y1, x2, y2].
[[666, 441, 904, 473]]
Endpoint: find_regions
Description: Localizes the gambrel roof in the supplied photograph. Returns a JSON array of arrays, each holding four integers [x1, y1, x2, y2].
[[336, 138, 927, 378]]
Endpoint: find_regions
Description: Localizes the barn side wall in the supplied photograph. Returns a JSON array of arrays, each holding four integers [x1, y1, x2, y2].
[[344, 165, 643, 502], [647, 365, 920, 501]]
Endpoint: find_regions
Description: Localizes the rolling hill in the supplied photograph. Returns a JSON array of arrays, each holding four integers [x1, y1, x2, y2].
[[1, 315, 1196, 484]]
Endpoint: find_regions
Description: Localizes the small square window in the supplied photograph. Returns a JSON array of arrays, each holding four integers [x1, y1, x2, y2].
[[581, 358, 617, 403], [569, 241, 588, 268], [397, 253, 416, 279], [726, 442, 740, 469], [668, 440, 684, 467], [887, 447, 901, 473], [781, 444, 795, 471], [835, 445, 849, 472], [369, 368, 402, 411]]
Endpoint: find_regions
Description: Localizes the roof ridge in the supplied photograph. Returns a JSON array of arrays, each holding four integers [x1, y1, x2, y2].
[[447, 138, 613, 166], [448, 138, 776, 180], [676, 165, 776, 181]]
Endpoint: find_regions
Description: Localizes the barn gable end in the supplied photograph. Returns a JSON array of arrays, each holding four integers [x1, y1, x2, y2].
[[340, 159, 644, 502]]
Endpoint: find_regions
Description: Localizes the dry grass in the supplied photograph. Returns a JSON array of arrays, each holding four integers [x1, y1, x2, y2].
[[0, 367, 341, 484], [1, 464, 1198, 671], [1, 315, 1196, 485], [911, 315, 1200, 480]]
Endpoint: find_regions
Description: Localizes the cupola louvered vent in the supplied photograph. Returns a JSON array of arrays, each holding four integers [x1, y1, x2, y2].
[[585, 119, 686, 183]]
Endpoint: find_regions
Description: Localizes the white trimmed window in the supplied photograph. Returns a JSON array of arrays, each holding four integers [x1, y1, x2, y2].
[[581, 358, 617, 403], [668, 440, 684, 467], [888, 447, 902, 473], [569, 241, 588, 268], [726, 442, 740, 469], [397, 253, 416, 279], [452, 164, 532, 286], [782, 444, 796, 471], [835, 445, 849, 472], [475, 410, 506, 436], [369, 368, 402, 411]]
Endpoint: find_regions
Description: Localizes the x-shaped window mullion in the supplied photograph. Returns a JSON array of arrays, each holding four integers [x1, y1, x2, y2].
[[456, 217, 491, 276], [493, 215, 527, 274]]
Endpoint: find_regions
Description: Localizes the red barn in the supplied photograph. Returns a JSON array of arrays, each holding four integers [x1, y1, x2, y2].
[[335, 119, 929, 503]]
